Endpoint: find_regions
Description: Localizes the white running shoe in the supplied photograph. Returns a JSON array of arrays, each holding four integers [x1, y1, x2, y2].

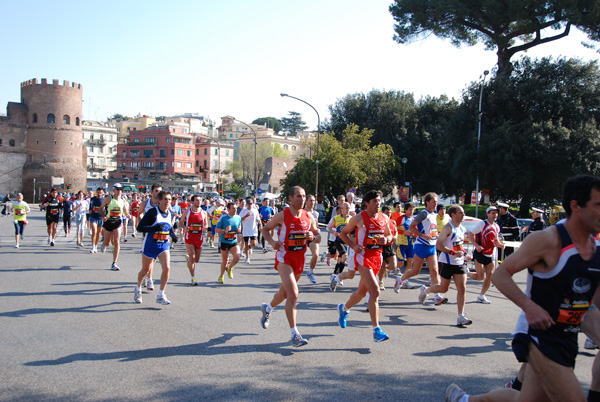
[[245, 257, 250, 264], [156, 294, 171, 305], [585, 337, 599, 350], [394, 277, 402, 293], [418, 285, 428, 304], [14, 244, 19, 248], [401, 280, 415, 289], [100, 243, 106, 253], [134, 289, 142, 303], [147, 279, 154, 291], [476, 295, 491, 304], [445, 383, 467, 402], [457, 315, 473, 326], [111, 262, 120, 271]]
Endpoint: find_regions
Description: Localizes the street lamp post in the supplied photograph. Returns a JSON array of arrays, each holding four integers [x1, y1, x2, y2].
[[232, 118, 257, 195], [280, 93, 320, 197], [475, 70, 490, 218]]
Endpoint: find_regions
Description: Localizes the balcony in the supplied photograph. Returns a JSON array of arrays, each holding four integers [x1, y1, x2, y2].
[[88, 139, 107, 145], [87, 163, 105, 171], [127, 141, 157, 146]]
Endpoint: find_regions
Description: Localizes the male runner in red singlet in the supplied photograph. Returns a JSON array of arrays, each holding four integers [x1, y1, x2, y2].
[[338, 189, 392, 342], [184, 194, 209, 285], [259, 186, 321, 347]]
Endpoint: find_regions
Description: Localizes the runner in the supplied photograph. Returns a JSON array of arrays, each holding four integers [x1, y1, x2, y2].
[[394, 202, 417, 291], [62, 194, 73, 237], [134, 190, 177, 305], [304, 194, 320, 284], [85, 190, 93, 235], [417, 205, 473, 325], [328, 202, 350, 290], [445, 175, 600, 402], [129, 192, 140, 238], [72, 191, 89, 247], [397, 192, 447, 305], [138, 183, 162, 290], [178, 195, 190, 238], [120, 194, 130, 243], [377, 205, 398, 290], [337, 190, 392, 342], [259, 186, 321, 347], [184, 194, 209, 285], [215, 202, 242, 284], [88, 187, 105, 253], [259, 198, 274, 253], [240, 198, 260, 264], [170, 198, 182, 249], [42, 188, 61, 247], [322, 206, 340, 266], [11, 193, 29, 248], [99, 183, 130, 271], [467, 206, 505, 304]]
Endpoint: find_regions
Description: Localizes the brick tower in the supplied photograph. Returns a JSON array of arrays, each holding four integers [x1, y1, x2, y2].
[[20, 79, 87, 201]]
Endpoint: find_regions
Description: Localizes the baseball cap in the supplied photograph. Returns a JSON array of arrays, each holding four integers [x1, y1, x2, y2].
[[113, 183, 123, 189], [486, 206, 498, 213], [497, 202, 509, 208]]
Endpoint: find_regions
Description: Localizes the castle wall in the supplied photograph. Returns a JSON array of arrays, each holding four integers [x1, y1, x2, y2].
[[0, 102, 28, 197]]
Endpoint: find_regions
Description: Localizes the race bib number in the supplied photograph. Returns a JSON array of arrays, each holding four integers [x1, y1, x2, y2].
[[189, 223, 203, 234], [109, 208, 121, 218], [50, 208, 59, 215], [366, 233, 384, 250], [557, 301, 589, 326], [287, 233, 307, 251], [15, 209, 24, 216], [153, 230, 169, 243], [224, 231, 237, 240], [452, 241, 464, 252], [93, 206, 100, 213], [430, 224, 438, 239]]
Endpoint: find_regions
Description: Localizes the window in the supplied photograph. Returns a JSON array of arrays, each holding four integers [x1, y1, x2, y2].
[[226, 150, 229, 156], [143, 161, 153, 168], [215, 149, 218, 155], [177, 149, 183, 156], [131, 161, 139, 168], [186, 163, 192, 168], [160, 150, 166, 157], [166, 138, 170, 143], [229, 134, 233, 138], [146, 137, 156, 145], [203, 172, 207, 179], [177, 162, 182, 168], [130, 150, 140, 158], [133, 138, 140, 143], [284, 145, 289, 150], [9, 139, 15, 147], [195, 160, 199, 166], [204, 148, 207, 155], [171, 162, 174, 167], [196, 149, 199, 155], [143, 149, 153, 158], [76, 117, 80, 126], [90, 133, 94, 140], [47, 114, 55, 124], [89, 146, 94, 153], [122, 151, 126, 158], [159, 162, 166, 170], [187, 150, 192, 157], [109, 135, 112, 141], [0, 139, 2, 146], [171, 149, 174, 155], [32, 113, 38, 123], [292, 145, 296, 152], [63, 115, 70, 124]]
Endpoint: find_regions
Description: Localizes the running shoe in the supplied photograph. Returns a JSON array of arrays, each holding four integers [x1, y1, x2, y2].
[[457, 316, 473, 326], [320, 252, 326, 262], [218, 275, 224, 284], [14, 244, 19, 248], [147, 279, 154, 290], [379, 281, 385, 291], [329, 275, 338, 292], [373, 327, 389, 342], [227, 266, 234, 279], [263, 247, 268, 253], [476, 295, 491, 304], [445, 384, 467, 402], [337, 303, 348, 328], [400, 280, 416, 289], [585, 337, 599, 350], [143, 278, 148, 288], [326, 257, 331, 266], [394, 277, 402, 293], [156, 294, 171, 305], [134, 289, 142, 303], [427, 278, 432, 286], [245, 257, 250, 264], [111, 262, 120, 271], [50, 240, 55, 247], [191, 277, 198, 286], [418, 285, 428, 304], [100, 243, 106, 253], [434, 296, 449, 306], [132, 233, 136, 238], [291, 333, 308, 347], [185, 254, 190, 265], [306, 270, 317, 284], [260, 303, 271, 329]]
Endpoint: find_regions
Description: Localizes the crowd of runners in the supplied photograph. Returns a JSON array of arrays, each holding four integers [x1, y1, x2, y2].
[[6, 175, 600, 401]]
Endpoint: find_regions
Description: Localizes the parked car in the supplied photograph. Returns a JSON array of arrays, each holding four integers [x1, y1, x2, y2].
[[517, 218, 534, 241]]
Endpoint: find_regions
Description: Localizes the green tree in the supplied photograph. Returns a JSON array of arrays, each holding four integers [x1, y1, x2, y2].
[[281, 111, 308, 135], [283, 124, 397, 197], [236, 142, 290, 187], [223, 182, 246, 199], [107, 113, 130, 122], [252, 117, 283, 133], [459, 57, 600, 215], [389, 0, 600, 75]]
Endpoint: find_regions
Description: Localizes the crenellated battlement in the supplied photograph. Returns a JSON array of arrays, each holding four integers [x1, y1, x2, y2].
[[21, 78, 82, 90]]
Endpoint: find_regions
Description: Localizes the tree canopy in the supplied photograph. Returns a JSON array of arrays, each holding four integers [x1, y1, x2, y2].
[[252, 117, 282, 133], [389, 0, 600, 75], [281, 111, 308, 135]]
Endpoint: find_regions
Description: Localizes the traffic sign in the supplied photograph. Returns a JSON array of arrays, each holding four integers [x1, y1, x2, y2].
[[257, 188, 263, 194], [349, 187, 356, 194]]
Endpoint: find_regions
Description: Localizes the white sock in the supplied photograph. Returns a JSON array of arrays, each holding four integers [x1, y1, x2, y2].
[[291, 327, 299, 337], [435, 293, 441, 299], [135, 286, 141, 292], [158, 290, 164, 297], [459, 395, 469, 402], [265, 303, 273, 313]]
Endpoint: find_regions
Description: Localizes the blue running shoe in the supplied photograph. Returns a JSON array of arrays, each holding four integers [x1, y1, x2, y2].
[[373, 326, 389, 342], [337, 303, 348, 328], [291, 333, 308, 347]]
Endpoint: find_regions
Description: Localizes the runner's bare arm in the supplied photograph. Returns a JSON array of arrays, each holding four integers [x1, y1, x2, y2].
[[261, 211, 284, 250], [340, 213, 363, 253]]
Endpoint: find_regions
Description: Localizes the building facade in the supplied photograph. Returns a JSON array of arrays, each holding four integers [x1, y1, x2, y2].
[[82, 121, 119, 184]]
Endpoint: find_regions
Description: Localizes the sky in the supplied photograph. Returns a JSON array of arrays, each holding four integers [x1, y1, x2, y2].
[[1, 0, 598, 131]]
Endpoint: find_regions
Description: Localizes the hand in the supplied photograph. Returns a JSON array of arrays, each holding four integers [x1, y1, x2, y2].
[[465, 254, 473, 261], [307, 231, 314, 242], [454, 250, 464, 258], [353, 244, 364, 254], [524, 303, 555, 331], [422, 234, 432, 241], [171, 234, 179, 243], [272, 241, 283, 251], [226, 226, 231, 232], [377, 236, 386, 245]]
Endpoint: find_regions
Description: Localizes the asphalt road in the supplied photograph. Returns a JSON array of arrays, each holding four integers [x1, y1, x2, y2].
[[0, 211, 595, 401]]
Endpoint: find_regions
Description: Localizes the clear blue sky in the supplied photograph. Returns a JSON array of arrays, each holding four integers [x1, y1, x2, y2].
[[1, 0, 597, 130]]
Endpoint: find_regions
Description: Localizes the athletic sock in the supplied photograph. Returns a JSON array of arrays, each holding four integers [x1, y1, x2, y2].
[[291, 327, 299, 337], [158, 290, 165, 297], [266, 303, 273, 313]]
